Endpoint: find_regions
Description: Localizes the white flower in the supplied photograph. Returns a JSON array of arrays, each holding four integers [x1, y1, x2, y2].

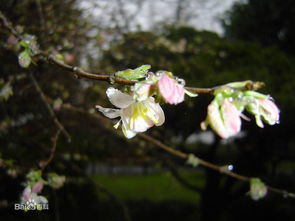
[[96, 87, 165, 138]]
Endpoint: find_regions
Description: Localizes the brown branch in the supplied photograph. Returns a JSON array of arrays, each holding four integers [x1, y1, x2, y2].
[[0, 11, 22, 39], [1, 10, 261, 94], [35, 0, 46, 32], [47, 55, 135, 86], [48, 55, 214, 93], [29, 72, 71, 142], [40, 129, 61, 170]]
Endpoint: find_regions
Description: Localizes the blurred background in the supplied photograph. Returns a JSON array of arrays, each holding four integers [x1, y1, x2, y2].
[[1, 0, 295, 220]]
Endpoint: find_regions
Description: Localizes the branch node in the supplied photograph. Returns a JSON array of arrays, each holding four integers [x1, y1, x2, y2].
[[108, 74, 116, 85], [72, 67, 81, 79]]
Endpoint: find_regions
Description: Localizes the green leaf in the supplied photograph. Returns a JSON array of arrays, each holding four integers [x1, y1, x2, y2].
[[133, 64, 151, 76], [115, 65, 151, 80], [243, 91, 268, 99], [26, 170, 43, 186], [19, 41, 29, 48], [115, 69, 134, 79], [18, 49, 31, 68]]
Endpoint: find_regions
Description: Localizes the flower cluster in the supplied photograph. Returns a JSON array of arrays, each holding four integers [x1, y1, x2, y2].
[[96, 66, 279, 139], [201, 82, 280, 139], [96, 69, 196, 138], [21, 181, 48, 208]]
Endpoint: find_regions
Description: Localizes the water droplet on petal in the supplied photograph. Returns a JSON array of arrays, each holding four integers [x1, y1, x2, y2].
[[177, 78, 185, 86]]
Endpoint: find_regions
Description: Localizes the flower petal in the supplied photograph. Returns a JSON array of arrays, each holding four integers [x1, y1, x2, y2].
[[21, 186, 31, 201], [158, 74, 184, 105], [122, 125, 137, 139], [258, 98, 280, 125], [143, 97, 165, 126], [96, 105, 120, 119], [106, 87, 134, 108], [32, 181, 44, 194], [207, 103, 230, 138], [134, 82, 152, 101], [158, 74, 174, 100], [221, 99, 241, 135], [127, 103, 154, 132]]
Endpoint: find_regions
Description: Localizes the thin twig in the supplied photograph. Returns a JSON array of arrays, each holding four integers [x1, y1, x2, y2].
[[47, 55, 135, 86], [40, 129, 61, 170], [29, 72, 71, 142], [35, 0, 47, 43], [1, 10, 261, 94], [48, 55, 214, 93], [35, 0, 46, 32], [0, 11, 22, 39]]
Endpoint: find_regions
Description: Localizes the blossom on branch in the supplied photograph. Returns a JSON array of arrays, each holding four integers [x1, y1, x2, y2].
[[157, 72, 185, 105], [201, 82, 280, 139], [201, 99, 242, 139], [21, 182, 48, 209], [96, 87, 165, 138], [133, 81, 153, 102], [245, 93, 280, 128]]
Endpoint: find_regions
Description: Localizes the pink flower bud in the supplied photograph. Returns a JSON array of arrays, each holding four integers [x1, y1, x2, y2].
[[207, 99, 241, 139], [158, 74, 184, 105], [257, 98, 280, 125]]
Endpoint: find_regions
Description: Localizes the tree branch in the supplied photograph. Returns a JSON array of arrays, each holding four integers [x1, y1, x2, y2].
[[0, 11, 22, 39], [29, 72, 71, 142], [0, 10, 264, 94], [39, 129, 61, 170]]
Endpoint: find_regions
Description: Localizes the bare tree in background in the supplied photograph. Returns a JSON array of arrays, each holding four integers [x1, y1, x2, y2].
[[79, 0, 230, 33]]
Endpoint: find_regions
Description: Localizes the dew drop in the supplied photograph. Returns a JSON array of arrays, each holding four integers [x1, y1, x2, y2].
[[177, 78, 185, 86], [228, 165, 234, 171]]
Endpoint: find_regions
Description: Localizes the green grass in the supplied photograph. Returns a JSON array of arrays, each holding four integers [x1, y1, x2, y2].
[[92, 170, 204, 203]]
